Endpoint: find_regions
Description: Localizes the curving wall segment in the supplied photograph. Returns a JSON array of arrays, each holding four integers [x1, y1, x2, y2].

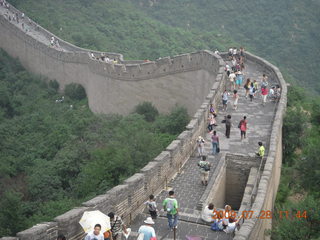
[[0, 3, 287, 240], [0, 4, 223, 116], [233, 53, 287, 240]]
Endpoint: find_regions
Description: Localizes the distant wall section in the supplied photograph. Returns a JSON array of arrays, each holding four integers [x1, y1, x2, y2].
[[0, 13, 222, 115]]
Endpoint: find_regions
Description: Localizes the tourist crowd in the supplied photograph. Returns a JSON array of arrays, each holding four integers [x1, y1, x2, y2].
[[0, 9, 279, 235]]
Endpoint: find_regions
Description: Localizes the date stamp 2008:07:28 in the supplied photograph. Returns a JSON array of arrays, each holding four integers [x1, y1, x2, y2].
[[212, 210, 308, 220]]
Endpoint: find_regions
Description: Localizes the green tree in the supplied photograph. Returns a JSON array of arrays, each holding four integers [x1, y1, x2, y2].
[[0, 191, 26, 236], [282, 107, 307, 165], [64, 83, 86, 100], [134, 102, 159, 122], [273, 195, 320, 239]]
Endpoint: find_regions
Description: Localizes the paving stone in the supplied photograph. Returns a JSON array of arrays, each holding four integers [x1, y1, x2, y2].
[[128, 60, 277, 239]]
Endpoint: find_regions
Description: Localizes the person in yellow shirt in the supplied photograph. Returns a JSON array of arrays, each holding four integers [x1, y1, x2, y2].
[[256, 142, 265, 157]]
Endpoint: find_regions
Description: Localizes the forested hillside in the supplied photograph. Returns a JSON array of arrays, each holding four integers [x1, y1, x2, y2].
[[0, 49, 189, 236], [9, 0, 320, 92], [2, 0, 320, 238], [136, 0, 320, 92], [8, 0, 234, 60], [270, 86, 320, 239]]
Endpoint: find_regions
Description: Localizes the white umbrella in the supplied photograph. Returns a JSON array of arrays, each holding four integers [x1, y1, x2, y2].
[[79, 210, 111, 233]]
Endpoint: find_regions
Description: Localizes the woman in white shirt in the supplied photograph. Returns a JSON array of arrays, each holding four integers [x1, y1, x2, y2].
[[201, 203, 216, 223]]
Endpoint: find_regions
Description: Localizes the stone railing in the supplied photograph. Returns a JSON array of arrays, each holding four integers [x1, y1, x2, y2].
[[0, 2, 287, 239], [1, 3, 223, 81], [233, 52, 287, 240], [0, 60, 226, 240], [0, 14, 228, 238]]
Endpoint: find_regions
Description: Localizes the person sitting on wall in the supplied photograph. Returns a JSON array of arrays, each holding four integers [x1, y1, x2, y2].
[[256, 142, 265, 157], [50, 36, 55, 47], [222, 215, 243, 234], [223, 205, 236, 223], [201, 203, 217, 223]]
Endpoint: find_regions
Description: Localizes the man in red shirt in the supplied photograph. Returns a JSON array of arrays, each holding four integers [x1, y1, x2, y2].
[[238, 116, 248, 140]]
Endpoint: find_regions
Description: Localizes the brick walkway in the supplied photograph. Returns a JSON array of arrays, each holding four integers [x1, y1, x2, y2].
[[128, 60, 278, 240], [0, 5, 278, 239], [0, 5, 67, 51]]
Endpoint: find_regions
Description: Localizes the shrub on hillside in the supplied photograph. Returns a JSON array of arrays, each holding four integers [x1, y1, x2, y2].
[[64, 83, 86, 100], [134, 102, 159, 122], [154, 106, 190, 135], [48, 80, 59, 92]]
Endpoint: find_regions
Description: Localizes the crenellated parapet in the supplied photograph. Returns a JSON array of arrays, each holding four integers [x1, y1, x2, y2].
[[0, 2, 287, 240]]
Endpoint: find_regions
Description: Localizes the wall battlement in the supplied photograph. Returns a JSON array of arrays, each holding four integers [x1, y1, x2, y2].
[[0, 9, 222, 115], [0, 4, 222, 81], [0, 3, 287, 240]]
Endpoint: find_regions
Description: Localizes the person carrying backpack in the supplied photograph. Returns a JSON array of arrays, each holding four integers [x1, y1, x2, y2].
[[162, 191, 179, 230], [144, 194, 158, 219], [198, 156, 211, 186]]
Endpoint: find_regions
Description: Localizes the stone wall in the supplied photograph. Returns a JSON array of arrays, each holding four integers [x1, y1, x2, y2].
[[0, 3, 287, 239], [233, 53, 287, 240], [238, 167, 258, 214], [205, 154, 227, 209], [198, 154, 261, 211], [0, 9, 227, 236], [225, 154, 261, 210], [0, 8, 224, 115]]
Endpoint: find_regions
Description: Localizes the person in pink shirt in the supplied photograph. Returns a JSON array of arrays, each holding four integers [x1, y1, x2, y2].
[[261, 86, 268, 106], [238, 116, 248, 140], [211, 131, 220, 155]]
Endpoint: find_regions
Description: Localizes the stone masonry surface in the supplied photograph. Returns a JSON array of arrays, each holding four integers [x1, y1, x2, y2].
[[0, 2, 287, 240], [126, 59, 279, 240]]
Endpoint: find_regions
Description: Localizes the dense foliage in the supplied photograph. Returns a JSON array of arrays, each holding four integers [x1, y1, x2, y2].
[[272, 86, 320, 239], [2, 0, 320, 238], [0, 50, 189, 236], [135, 0, 320, 93], [8, 0, 235, 60], [9, 0, 320, 93]]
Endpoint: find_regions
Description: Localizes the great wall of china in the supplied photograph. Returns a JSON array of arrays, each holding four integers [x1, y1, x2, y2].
[[0, 3, 287, 240]]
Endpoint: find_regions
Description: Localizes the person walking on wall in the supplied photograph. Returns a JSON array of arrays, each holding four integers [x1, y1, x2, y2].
[[225, 115, 232, 138], [211, 131, 220, 155], [238, 116, 248, 140], [108, 212, 128, 240], [244, 78, 251, 99], [144, 195, 158, 219], [256, 142, 265, 157], [249, 82, 255, 101], [262, 74, 268, 88], [253, 80, 259, 97], [138, 217, 156, 240], [197, 136, 205, 157], [198, 156, 211, 186], [229, 71, 236, 91], [261, 86, 268, 106], [209, 104, 216, 115], [235, 71, 243, 89], [163, 191, 179, 230], [222, 90, 229, 111], [84, 224, 104, 240], [207, 113, 216, 133], [233, 90, 239, 110]]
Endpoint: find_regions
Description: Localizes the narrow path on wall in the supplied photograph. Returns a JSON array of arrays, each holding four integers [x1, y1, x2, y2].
[[128, 59, 278, 240], [0, 5, 68, 51]]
